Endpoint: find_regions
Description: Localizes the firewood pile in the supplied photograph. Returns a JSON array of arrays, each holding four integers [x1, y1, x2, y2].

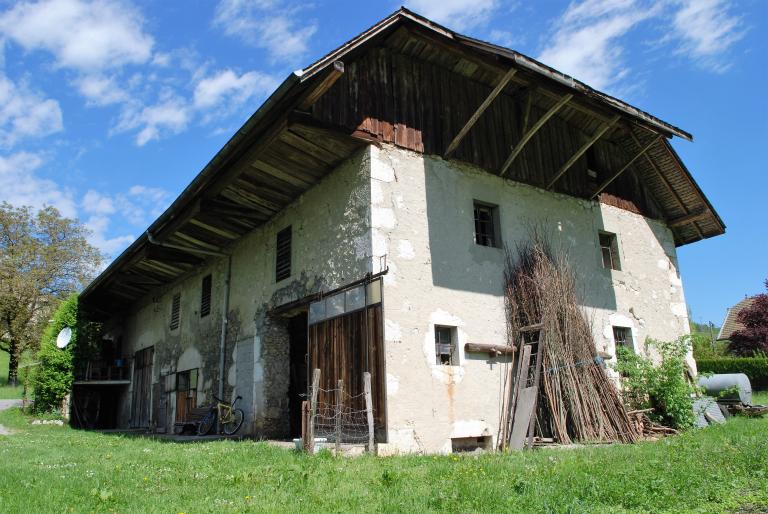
[[499, 231, 641, 447], [627, 409, 679, 438]]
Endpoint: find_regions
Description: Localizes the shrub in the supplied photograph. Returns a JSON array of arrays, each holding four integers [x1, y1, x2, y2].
[[615, 338, 697, 429], [696, 357, 768, 390], [32, 294, 78, 413]]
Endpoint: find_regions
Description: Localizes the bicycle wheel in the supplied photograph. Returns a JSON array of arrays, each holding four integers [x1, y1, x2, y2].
[[197, 411, 216, 436], [222, 408, 244, 435]]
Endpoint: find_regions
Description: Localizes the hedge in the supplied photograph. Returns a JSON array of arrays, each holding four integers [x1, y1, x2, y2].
[[697, 357, 768, 390]]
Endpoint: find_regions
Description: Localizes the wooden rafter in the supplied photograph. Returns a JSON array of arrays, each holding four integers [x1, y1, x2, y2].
[[545, 115, 620, 190], [628, 131, 705, 239], [668, 210, 711, 228], [499, 94, 573, 177], [444, 67, 517, 157], [590, 135, 662, 199], [146, 245, 203, 265]]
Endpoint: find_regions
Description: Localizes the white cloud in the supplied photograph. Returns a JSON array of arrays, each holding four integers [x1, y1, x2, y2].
[[538, 0, 658, 91], [0, 152, 77, 217], [671, 0, 745, 72], [115, 95, 191, 146], [84, 214, 134, 257], [74, 74, 129, 106], [0, 75, 63, 147], [404, 0, 499, 31], [194, 69, 277, 109], [0, 0, 154, 71], [213, 0, 317, 61]]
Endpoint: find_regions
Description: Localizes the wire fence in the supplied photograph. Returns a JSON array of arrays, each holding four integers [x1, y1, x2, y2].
[[303, 369, 375, 453]]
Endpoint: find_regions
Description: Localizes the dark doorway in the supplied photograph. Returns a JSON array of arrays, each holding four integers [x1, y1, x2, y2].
[[131, 346, 153, 428], [288, 312, 308, 438]]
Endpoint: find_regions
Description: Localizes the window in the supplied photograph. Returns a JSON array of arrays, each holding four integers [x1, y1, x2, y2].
[[613, 326, 632, 351], [599, 232, 621, 270], [474, 201, 500, 247], [170, 292, 181, 330], [276, 226, 292, 282], [200, 274, 212, 318], [175, 368, 198, 422], [435, 326, 456, 365]]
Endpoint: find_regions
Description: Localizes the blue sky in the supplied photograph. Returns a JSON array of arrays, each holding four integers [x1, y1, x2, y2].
[[0, 0, 764, 325]]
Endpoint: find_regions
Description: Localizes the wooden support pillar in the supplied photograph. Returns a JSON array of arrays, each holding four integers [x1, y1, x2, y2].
[[545, 115, 620, 190], [306, 368, 320, 453], [444, 67, 517, 157], [499, 94, 573, 177], [335, 379, 343, 454], [591, 135, 662, 199], [364, 372, 374, 453]]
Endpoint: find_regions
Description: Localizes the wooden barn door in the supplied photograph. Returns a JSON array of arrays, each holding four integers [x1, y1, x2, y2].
[[131, 346, 153, 428], [308, 279, 386, 441]]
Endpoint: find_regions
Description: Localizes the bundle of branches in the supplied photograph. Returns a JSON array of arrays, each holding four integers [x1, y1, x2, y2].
[[502, 231, 639, 444]]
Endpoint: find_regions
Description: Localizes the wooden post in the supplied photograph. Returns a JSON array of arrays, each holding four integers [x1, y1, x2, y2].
[[335, 379, 344, 454], [364, 372, 374, 453], [307, 368, 320, 454]]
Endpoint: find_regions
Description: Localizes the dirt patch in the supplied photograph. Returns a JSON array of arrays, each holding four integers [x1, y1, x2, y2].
[[0, 399, 22, 435]]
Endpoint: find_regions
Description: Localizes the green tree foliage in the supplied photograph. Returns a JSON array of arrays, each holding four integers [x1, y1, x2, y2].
[[33, 294, 77, 413], [616, 338, 697, 429], [0, 203, 102, 384]]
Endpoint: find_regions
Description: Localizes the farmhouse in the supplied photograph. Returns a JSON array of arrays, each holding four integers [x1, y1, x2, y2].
[[77, 9, 723, 453]]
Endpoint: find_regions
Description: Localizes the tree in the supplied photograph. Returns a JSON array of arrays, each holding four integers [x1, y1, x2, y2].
[[0, 203, 102, 384], [728, 279, 768, 356]]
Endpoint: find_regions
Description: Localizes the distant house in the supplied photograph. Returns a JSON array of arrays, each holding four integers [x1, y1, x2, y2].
[[718, 297, 757, 341], [75, 9, 724, 453]]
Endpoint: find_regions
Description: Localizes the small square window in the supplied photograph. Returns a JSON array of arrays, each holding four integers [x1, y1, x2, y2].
[[200, 274, 212, 318], [613, 326, 632, 350], [435, 326, 457, 365], [170, 292, 181, 331], [599, 232, 621, 270], [474, 202, 500, 248]]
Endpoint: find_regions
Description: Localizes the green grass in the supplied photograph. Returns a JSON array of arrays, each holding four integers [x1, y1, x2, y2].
[[0, 351, 23, 400], [0, 408, 766, 513]]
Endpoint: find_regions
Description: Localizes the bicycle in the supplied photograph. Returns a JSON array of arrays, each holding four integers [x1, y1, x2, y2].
[[197, 395, 244, 436]]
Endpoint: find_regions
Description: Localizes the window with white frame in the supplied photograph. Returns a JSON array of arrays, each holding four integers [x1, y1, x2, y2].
[[435, 326, 457, 365], [613, 326, 633, 351]]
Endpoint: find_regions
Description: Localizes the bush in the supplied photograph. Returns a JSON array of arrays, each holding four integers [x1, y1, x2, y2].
[[696, 357, 768, 390], [615, 338, 697, 429], [32, 294, 78, 413]]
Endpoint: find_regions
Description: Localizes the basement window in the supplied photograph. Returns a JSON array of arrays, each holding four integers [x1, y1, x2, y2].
[[435, 326, 457, 366], [599, 232, 621, 270], [276, 226, 292, 282], [170, 292, 181, 331], [200, 274, 212, 318], [473, 201, 500, 248], [613, 326, 633, 351]]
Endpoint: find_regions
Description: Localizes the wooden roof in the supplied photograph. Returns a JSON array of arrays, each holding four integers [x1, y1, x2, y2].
[[81, 8, 724, 313]]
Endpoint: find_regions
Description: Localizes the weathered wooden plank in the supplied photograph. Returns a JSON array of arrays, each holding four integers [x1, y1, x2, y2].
[[444, 67, 517, 157], [464, 342, 515, 356], [545, 115, 620, 190], [591, 135, 661, 199], [499, 94, 573, 177]]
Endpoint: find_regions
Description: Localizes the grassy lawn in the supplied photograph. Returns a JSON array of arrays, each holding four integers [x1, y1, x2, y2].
[[0, 352, 23, 400], [0, 407, 766, 513]]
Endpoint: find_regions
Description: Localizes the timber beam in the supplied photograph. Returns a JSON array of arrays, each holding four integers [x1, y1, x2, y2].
[[499, 93, 573, 177], [545, 115, 620, 190], [444, 67, 518, 157], [591, 135, 662, 199], [667, 210, 711, 228], [146, 244, 204, 265], [201, 198, 268, 221], [465, 342, 516, 356], [628, 131, 704, 239]]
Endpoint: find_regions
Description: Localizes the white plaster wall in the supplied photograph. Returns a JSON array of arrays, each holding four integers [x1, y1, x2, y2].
[[372, 144, 691, 454]]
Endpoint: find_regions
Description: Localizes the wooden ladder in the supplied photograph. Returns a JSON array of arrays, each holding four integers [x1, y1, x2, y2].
[[502, 323, 545, 451]]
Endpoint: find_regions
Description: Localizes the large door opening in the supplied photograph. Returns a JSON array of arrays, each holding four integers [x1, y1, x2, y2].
[[288, 312, 308, 438], [307, 278, 387, 443]]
